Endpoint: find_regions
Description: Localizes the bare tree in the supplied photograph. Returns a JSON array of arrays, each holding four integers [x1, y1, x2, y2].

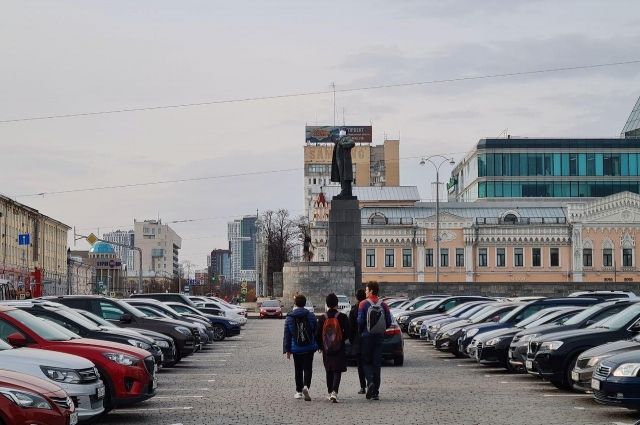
[[260, 209, 301, 295]]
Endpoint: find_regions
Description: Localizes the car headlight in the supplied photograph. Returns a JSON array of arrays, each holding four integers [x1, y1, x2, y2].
[[429, 324, 442, 331], [518, 334, 536, 344], [228, 321, 239, 325], [0, 388, 51, 409], [128, 339, 152, 350], [104, 352, 139, 366], [174, 326, 192, 335], [415, 320, 424, 326], [485, 337, 504, 347], [540, 341, 564, 351], [613, 363, 640, 377], [467, 328, 479, 338], [397, 316, 408, 323], [587, 356, 605, 367], [155, 339, 170, 348], [40, 367, 82, 384], [441, 332, 450, 338]]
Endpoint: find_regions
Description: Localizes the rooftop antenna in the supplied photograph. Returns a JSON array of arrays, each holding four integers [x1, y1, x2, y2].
[[342, 107, 345, 126], [331, 82, 336, 126]]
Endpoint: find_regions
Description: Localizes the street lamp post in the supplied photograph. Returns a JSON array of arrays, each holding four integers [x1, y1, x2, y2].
[[420, 155, 455, 290]]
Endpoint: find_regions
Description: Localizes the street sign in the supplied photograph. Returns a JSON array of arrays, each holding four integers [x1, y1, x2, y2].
[[183, 285, 189, 292], [240, 281, 248, 289], [87, 233, 98, 245], [18, 234, 30, 245]]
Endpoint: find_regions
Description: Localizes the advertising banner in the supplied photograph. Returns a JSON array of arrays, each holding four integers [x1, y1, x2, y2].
[[305, 126, 372, 144]]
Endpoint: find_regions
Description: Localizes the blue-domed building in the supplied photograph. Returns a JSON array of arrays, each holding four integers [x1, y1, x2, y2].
[[88, 241, 124, 296]]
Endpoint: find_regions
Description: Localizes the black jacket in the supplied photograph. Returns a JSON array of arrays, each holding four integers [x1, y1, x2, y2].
[[317, 309, 350, 372]]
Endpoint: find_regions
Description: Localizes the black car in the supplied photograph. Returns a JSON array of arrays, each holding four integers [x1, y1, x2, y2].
[[509, 299, 634, 373], [74, 308, 178, 366], [164, 302, 241, 341], [3, 300, 165, 366], [48, 295, 198, 360], [474, 307, 585, 367], [458, 297, 603, 357], [396, 296, 495, 332], [130, 293, 198, 307], [591, 350, 640, 409], [529, 302, 640, 389], [346, 318, 404, 366]]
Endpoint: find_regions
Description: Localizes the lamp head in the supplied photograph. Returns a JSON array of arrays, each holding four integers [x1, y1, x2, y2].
[[419, 158, 426, 166], [449, 158, 455, 165]]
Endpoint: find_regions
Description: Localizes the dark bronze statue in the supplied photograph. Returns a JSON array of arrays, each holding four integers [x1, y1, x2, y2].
[[330, 128, 356, 200]]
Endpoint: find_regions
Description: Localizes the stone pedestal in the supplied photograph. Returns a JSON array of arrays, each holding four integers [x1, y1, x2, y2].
[[282, 262, 355, 310], [328, 199, 362, 291]]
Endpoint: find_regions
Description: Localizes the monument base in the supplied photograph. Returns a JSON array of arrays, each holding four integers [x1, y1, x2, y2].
[[328, 199, 362, 292], [282, 262, 355, 310]]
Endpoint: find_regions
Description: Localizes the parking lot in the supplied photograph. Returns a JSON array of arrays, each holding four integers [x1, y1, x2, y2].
[[96, 319, 640, 425]]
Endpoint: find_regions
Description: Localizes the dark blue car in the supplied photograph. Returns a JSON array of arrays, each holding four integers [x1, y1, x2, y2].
[[165, 301, 241, 341], [592, 350, 640, 409]]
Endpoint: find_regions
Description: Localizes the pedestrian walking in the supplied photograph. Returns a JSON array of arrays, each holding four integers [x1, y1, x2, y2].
[[316, 293, 350, 403], [283, 294, 318, 401], [357, 282, 392, 401], [348, 288, 367, 394]]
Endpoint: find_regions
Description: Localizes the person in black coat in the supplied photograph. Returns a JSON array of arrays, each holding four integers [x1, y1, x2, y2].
[[317, 293, 350, 403], [349, 288, 367, 394]]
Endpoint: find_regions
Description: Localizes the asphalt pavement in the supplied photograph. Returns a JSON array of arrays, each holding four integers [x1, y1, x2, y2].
[[95, 319, 640, 425]]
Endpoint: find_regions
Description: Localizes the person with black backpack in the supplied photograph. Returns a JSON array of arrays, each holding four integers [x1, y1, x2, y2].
[[357, 282, 392, 401], [316, 293, 350, 403], [283, 294, 318, 401]]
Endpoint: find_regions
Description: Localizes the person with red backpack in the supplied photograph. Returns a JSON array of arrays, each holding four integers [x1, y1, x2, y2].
[[316, 293, 350, 403]]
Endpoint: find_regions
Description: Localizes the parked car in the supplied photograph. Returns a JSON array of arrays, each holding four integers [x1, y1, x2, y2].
[[130, 292, 198, 307], [591, 350, 640, 409], [336, 295, 351, 315], [163, 302, 241, 340], [258, 300, 284, 319], [192, 300, 247, 323], [529, 302, 640, 389], [390, 297, 443, 317], [568, 290, 637, 300], [2, 300, 164, 367], [0, 337, 104, 421], [345, 318, 404, 366], [0, 305, 156, 411], [396, 296, 495, 333], [48, 296, 197, 361], [0, 369, 77, 425], [509, 299, 634, 373], [386, 299, 410, 309], [416, 301, 492, 339]]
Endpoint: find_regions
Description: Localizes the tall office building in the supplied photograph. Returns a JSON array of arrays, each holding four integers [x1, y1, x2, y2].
[[102, 230, 135, 273], [209, 249, 231, 283], [303, 125, 400, 215], [131, 219, 182, 281], [227, 216, 257, 283]]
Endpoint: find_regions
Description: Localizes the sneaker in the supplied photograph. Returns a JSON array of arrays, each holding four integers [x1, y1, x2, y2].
[[372, 394, 379, 401], [365, 383, 374, 400], [294, 392, 303, 399], [358, 388, 366, 395], [330, 391, 338, 403], [326, 394, 332, 400], [302, 386, 311, 401]]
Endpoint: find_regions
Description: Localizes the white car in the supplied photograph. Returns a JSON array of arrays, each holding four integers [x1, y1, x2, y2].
[[196, 299, 247, 320], [336, 295, 351, 314], [0, 338, 105, 421]]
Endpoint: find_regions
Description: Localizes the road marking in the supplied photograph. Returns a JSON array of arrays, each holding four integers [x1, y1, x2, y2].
[[155, 395, 204, 399], [542, 393, 592, 397], [158, 388, 210, 391], [112, 407, 193, 412]]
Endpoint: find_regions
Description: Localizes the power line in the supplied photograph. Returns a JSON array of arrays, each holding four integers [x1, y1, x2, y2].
[[2, 59, 639, 124]]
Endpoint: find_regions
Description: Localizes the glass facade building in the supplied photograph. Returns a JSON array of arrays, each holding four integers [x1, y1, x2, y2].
[[622, 95, 640, 138]]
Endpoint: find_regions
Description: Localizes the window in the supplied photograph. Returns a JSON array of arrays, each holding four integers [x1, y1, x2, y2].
[[514, 248, 523, 267], [440, 249, 449, 267], [503, 213, 518, 224], [623, 248, 633, 267], [402, 249, 412, 267], [550, 248, 560, 267], [583, 248, 592, 267], [603, 248, 613, 267], [531, 248, 542, 267], [478, 248, 487, 267], [496, 248, 505, 267], [384, 249, 395, 267], [425, 249, 433, 267], [456, 248, 464, 267], [365, 249, 375, 267], [99, 301, 126, 321]]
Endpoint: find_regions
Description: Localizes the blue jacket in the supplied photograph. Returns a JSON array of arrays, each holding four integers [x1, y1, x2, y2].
[[283, 307, 319, 354]]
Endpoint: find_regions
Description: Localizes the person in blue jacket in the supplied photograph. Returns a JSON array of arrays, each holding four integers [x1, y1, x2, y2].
[[283, 294, 318, 401]]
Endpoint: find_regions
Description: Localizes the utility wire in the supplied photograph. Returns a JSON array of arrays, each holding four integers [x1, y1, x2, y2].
[[2, 59, 639, 124]]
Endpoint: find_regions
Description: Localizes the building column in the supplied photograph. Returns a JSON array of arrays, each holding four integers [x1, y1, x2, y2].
[[464, 228, 474, 283], [416, 244, 425, 283], [572, 225, 583, 283]]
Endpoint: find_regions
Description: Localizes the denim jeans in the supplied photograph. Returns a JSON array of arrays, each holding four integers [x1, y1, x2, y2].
[[360, 334, 383, 395]]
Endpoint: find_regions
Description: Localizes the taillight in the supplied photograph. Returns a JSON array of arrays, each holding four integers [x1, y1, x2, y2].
[[385, 326, 401, 336]]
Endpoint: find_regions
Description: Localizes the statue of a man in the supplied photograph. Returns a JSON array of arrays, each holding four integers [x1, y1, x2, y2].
[[330, 128, 356, 199]]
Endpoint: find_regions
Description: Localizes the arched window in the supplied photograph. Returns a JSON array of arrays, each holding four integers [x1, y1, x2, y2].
[[368, 213, 388, 225], [503, 214, 518, 224]]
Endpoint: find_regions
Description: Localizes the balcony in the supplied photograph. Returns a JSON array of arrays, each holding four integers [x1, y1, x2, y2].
[[475, 217, 567, 226]]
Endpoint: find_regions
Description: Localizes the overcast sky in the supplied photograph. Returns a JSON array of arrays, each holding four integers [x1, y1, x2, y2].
[[1, 0, 640, 269]]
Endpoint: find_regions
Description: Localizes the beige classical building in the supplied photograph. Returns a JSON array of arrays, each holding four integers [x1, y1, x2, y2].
[[311, 191, 640, 284], [0, 195, 70, 297]]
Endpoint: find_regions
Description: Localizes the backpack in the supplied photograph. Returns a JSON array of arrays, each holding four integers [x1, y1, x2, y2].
[[293, 314, 312, 346], [366, 299, 387, 335], [322, 313, 343, 354]]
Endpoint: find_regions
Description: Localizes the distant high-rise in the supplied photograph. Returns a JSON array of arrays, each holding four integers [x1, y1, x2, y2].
[[227, 216, 257, 283], [102, 230, 135, 273], [209, 249, 231, 283], [622, 95, 640, 138], [132, 219, 182, 280]]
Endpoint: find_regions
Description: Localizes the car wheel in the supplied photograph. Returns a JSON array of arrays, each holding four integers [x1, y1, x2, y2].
[[212, 324, 226, 341], [394, 356, 404, 366]]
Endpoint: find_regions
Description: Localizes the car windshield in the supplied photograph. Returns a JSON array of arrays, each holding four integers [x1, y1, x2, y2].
[[563, 304, 605, 325], [55, 308, 102, 331], [416, 301, 439, 311], [139, 306, 171, 318], [337, 296, 348, 303], [515, 309, 559, 327], [592, 304, 640, 330], [6, 309, 76, 341], [457, 304, 488, 319], [116, 301, 149, 318], [262, 300, 280, 307], [76, 309, 114, 327], [523, 310, 578, 328]]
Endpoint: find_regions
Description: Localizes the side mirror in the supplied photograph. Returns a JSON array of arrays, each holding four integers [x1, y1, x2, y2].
[[631, 321, 640, 333], [438, 305, 446, 312], [491, 315, 501, 322], [120, 313, 133, 324], [585, 319, 596, 326], [7, 332, 28, 347]]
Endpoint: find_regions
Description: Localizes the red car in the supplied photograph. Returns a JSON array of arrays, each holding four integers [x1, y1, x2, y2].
[[259, 300, 283, 319], [0, 306, 156, 411], [0, 369, 77, 425]]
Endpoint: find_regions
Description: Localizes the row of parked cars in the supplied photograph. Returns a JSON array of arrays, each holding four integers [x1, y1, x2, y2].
[[0, 293, 245, 424], [393, 290, 640, 411]]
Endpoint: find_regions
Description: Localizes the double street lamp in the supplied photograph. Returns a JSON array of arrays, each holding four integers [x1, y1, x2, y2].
[[420, 155, 455, 288]]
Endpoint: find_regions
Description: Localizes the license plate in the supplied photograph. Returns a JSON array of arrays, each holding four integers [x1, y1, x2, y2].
[[571, 371, 579, 382], [152, 378, 158, 390], [591, 378, 600, 390], [97, 386, 105, 399], [526, 360, 533, 370], [69, 412, 78, 425]]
